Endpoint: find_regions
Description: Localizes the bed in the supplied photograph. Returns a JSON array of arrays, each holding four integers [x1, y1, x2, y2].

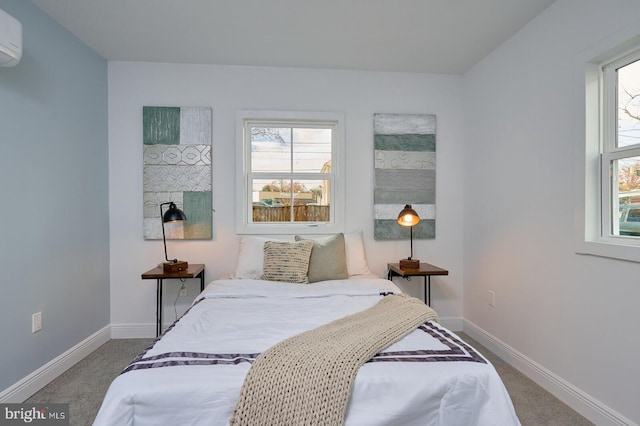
[[94, 233, 520, 425]]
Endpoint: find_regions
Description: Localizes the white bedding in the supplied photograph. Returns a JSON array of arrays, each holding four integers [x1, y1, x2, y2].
[[95, 278, 520, 426]]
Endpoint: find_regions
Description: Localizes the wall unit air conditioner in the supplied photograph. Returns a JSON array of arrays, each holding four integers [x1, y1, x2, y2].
[[0, 8, 22, 67]]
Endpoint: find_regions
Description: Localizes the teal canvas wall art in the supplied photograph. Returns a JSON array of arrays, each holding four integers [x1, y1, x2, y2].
[[143, 106, 213, 240]]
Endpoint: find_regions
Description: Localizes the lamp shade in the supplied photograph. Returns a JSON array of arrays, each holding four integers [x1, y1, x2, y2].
[[397, 204, 420, 227], [162, 202, 187, 223]]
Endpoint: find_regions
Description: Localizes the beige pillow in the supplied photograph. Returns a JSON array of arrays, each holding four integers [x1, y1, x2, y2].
[[261, 240, 314, 283], [295, 233, 349, 283]]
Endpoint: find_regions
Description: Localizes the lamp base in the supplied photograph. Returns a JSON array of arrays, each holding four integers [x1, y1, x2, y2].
[[399, 258, 420, 269], [163, 261, 189, 273]]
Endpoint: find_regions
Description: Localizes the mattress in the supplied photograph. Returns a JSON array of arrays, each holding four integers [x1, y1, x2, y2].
[[94, 278, 520, 425]]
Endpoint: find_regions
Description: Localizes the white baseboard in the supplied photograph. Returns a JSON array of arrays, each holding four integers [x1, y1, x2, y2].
[[0, 326, 111, 403], [110, 323, 156, 339], [463, 320, 636, 426], [438, 316, 463, 332]]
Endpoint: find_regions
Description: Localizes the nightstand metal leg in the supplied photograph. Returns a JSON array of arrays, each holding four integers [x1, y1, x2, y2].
[[156, 278, 163, 337], [424, 276, 431, 306]]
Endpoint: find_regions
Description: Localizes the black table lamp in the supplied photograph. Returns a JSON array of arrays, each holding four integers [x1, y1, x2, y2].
[[160, 202, 188, 272], [397, 204, 420, 269]]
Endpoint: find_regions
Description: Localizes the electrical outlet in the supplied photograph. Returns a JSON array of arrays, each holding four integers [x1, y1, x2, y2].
[[488, 291, 495, 307], [32, 312, 42, 333], [179, 285, 187, 297]]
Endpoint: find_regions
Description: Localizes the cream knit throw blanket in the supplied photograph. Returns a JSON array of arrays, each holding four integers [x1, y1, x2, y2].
[[230, 294, 439, 426]]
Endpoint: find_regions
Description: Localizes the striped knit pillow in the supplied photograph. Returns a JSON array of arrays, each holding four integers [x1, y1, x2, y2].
[[261, 240, 313, 284]]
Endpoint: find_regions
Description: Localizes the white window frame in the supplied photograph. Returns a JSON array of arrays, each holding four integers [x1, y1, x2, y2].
[[575, 25, 640, 262], [601, 50, 640, 239], [235, 110, 345, 235]]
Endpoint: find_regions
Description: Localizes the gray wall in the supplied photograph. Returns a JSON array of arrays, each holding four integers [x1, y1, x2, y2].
[[0, 0, 109, 391]]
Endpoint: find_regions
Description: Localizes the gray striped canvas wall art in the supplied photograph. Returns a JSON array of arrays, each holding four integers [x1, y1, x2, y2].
[[374, 113, 436, 240]]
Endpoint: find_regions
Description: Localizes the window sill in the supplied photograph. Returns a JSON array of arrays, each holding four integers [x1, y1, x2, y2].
[[576, 239, 640, 263], [236, 222, 343, 236]]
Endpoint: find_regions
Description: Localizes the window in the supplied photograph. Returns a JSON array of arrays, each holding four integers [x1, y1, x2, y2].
[[236, 111, 345, 234], [576, 30, 640, 261], [601, 50, 640, 239]]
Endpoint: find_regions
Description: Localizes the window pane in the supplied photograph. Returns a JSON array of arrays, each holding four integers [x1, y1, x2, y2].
[[616, 156, 640, 235], [251, 178, 330, 223], [291, 128, 332, 173], [250, 126, 332, 173], [292, 179, 331, 223], [617, 59, 640, 148], [251, 127, 292, 172]]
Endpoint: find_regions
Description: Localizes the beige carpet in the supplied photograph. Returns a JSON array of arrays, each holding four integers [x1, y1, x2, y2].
[[25, 339, 152, 426], [458, 333, 593, 426], [25, 334, 593, 426]]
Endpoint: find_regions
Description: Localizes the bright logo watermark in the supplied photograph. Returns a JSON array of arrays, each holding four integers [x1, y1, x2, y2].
[[0, 404, 68, 425]]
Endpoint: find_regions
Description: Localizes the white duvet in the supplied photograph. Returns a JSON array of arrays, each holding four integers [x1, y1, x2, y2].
[[94, 278, 520, 425]]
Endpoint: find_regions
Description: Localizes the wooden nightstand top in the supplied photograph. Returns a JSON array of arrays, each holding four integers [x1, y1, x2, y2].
[[387, 262, 448, 278], [141, 263, 205, 279]]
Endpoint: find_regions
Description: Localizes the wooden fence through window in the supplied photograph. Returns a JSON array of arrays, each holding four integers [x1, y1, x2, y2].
[[252, 205, 330, 222]]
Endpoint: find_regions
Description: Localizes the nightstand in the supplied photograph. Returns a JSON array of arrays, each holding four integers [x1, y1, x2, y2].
[[142, 264, 205, 336], [387, 262, 448, 306]]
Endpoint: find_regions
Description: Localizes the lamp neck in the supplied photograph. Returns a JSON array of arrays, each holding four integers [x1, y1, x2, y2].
[[162, 222, 170, 262], [409, 225, 413, 260], [160, 203, 172, 263]]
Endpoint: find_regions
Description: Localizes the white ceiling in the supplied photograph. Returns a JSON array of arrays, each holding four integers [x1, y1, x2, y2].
[[32, 0, 556, 75]]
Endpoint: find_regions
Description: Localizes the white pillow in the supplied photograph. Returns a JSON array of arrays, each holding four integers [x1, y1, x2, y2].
[[344, 230, 371, 276], [233, 236, 292, 279]]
